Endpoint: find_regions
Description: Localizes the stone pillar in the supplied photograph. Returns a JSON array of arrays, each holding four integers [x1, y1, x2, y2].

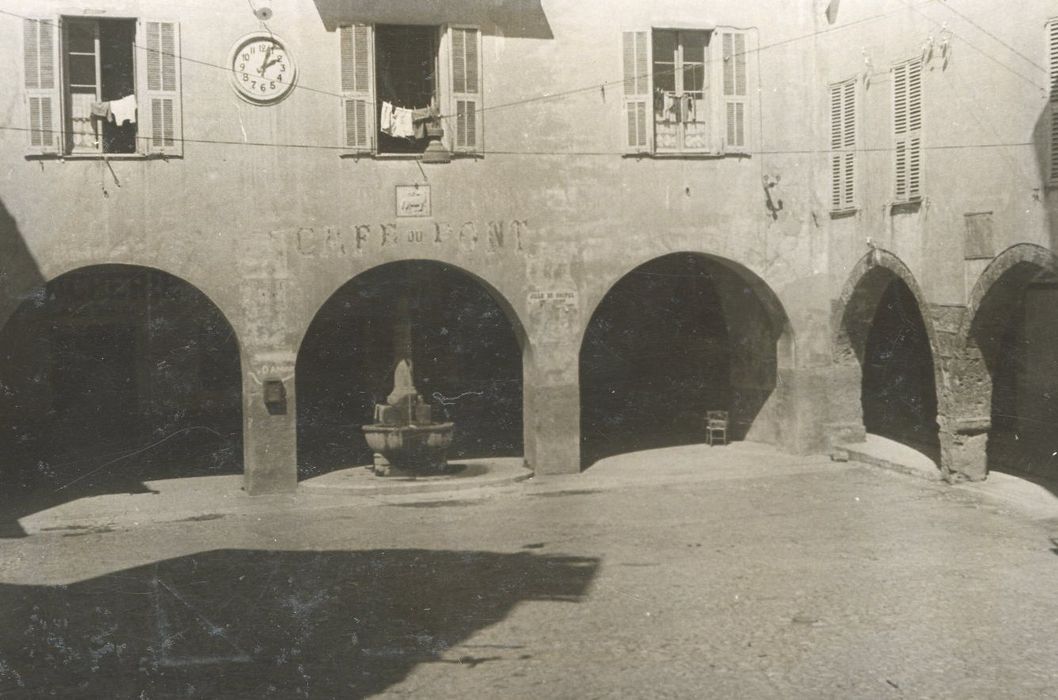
[[940, 345, 990, 481], [820, 361, 867, 455], [242, 350, 298, 494], [523, 343, 580, 475]]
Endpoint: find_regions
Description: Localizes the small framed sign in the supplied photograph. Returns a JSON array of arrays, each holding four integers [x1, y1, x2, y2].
[[396, 185, 431, 218]]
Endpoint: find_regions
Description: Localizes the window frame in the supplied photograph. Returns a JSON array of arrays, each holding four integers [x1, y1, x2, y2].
[[622, 26, 750, 158], [339, 23, 483, 159], [829, 76, 858, 214], [21, 15, 183, 159], [891, 56, 923, 204]]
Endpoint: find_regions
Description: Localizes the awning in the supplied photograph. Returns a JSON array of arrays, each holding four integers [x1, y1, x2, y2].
[[311, 0, 553, 39]]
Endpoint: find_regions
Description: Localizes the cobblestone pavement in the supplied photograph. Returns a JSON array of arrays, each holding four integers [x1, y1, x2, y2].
[[1, 446, 1058, 698]]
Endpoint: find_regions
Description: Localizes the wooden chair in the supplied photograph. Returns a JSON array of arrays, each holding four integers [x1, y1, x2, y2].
[[706, 410, 728, 446]]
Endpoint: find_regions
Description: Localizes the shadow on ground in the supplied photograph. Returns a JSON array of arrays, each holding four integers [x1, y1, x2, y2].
[[0, 548, 598, 697]]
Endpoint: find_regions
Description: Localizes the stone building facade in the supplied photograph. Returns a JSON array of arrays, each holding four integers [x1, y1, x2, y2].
[[0, 0, 1056, 497]]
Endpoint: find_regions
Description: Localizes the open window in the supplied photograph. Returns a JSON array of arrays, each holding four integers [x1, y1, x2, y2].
[[623, 27, 748, 155], [22, 16, 182, 157], [340, 23, 482, 156]]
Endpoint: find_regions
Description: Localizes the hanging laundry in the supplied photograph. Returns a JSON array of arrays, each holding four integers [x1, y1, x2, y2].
[[411, 106, 437, 140], [380, 101, 395, 135], [89, 101, 112, 120], [109, 95, 137, 125], [390, 107, 415, 138]]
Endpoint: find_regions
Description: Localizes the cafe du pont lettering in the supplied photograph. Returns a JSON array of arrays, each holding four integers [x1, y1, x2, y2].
[[292, 220, 528, 258]]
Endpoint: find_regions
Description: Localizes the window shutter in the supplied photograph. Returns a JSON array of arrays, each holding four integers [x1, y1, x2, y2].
[[722, 31, 747, 151], [1048, 19, 1058, 183], [138, 21, 182, 156], [622, 31, 651, 152], [22, 17, 62, 155], [893, 58, 922, 201], [340, 24, 374, 152], [449, 27, 482, 152], [830, 79, 856, 210]]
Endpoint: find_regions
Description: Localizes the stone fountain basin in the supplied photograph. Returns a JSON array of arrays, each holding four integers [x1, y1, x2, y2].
[[362, 422, 455, 472]]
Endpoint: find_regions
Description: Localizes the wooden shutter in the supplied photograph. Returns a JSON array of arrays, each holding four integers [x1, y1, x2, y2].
[[340, 24, 374, 152], [23, 17, 62, 155], [830, 79, 856, 210], [893, 58, 922, 201], [1048, 19, 1058, 183], [449, 27, 482, 152], [622, 31, 651, 152], [139, 20, 182, 156], [722, 31, 747, 151]]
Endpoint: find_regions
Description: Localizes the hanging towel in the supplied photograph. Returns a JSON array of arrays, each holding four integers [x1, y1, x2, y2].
[[391, 107, 415, 138], [90, 101, 112, 120], [380, 101, 395, 135], [109, 95, 137, 125], [411, 106, 436, 140]]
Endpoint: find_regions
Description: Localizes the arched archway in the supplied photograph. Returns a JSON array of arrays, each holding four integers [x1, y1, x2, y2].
[[964, 244, 1058, 477], [296, 260, 526, 479], [0, 264, 243, 501], [579, 252, 793, 468], [835, 252, 940, 462]]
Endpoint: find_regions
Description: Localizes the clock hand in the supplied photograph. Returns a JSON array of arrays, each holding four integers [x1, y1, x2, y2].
[[258, 45, 273, 76]]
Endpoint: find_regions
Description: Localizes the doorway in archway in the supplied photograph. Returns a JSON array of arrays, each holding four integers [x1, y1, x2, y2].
[[579, 253, 788, 469], [0, 265, 242, 504], [296, 261, 524, 479], [849, 272, 940, 461]]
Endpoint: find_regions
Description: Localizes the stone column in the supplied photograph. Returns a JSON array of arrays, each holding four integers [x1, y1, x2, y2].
[[242, 350, 298, 494], [523, 342, 581, 475]]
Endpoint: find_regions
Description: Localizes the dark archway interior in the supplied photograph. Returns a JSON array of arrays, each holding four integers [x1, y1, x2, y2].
[[973, 265, 1058, 476], [296, 261, 523, 479], [580, 253, 783, 468], [0, 266, 242, 505], [860, 278, 940, 461]]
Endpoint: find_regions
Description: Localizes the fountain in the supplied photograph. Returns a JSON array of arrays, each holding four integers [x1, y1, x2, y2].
[[361, 299, 454, 476]]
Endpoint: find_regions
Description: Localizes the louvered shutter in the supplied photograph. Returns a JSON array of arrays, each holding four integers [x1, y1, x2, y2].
[[622, 31, 651, 152], [23, 17, 62, 155], [893, 58, 922, 201], [138, 20, 182, 156], [1048, 19, 1058, 183], [449, 27, 482, 152], [722, 31, 747, 151], [830, 78, 856, 210], [340, 24, 374, 152]]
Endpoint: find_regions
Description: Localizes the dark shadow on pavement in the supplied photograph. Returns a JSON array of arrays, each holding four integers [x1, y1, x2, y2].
[[0, 548, 598, 698]]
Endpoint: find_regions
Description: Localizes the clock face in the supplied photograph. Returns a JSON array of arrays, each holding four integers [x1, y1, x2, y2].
[[229, 33, 297, 104]]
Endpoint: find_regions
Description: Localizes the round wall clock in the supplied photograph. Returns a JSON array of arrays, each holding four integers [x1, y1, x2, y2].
[[228, 32, 297, 104]]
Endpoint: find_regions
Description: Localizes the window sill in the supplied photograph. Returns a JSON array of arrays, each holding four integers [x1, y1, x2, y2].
[[339, 152, 482, 161], [25, 153, 176, 161], [829, 207, 858, 219], [890, 198, 923, 214], [623, 151, 749, 160]]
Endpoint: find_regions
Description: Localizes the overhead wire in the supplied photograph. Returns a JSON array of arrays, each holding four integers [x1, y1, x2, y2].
[[0, 123, 1035, 157], [0, 1, 1050, 156]]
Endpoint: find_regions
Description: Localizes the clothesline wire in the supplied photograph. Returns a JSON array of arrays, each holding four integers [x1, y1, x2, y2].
[[1, 0, 983, 128], [0, 124, 1037, 157]]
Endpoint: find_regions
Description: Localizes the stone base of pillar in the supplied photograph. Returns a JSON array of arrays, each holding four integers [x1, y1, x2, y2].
[[949, 430, 988, 481]]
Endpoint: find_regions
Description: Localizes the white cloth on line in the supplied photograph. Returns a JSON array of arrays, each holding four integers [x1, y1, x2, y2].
[[380, 101, 394, 134], [109, 94, 138, 125], [390, 107, 415, 138]]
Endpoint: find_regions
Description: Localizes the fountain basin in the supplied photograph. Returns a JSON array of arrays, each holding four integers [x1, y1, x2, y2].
[[362, 422, 455, 475]]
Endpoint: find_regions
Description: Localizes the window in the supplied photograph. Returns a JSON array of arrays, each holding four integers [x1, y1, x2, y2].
[[340, 24, 482, 155], [830, 78, 856, 211], [1048, 18, 1058, 184], [622, 28, 748, 155], [22, 16, 182, 157], [892, 57, 922, 202]]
